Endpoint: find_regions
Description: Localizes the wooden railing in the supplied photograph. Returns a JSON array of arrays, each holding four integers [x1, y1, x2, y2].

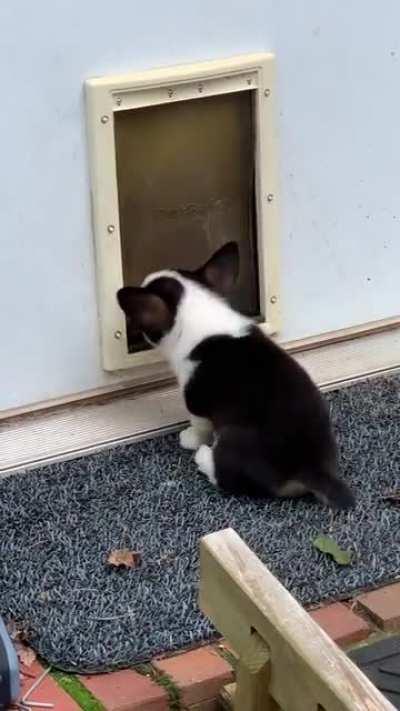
[[199, 528, 395, 711]]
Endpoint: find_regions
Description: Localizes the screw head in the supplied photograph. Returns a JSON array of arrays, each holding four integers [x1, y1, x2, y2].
[[270, 295, 278, 304], [107, 224, 115, 234], [267, 193, 274, 202], [198, 84, 204, 93], [264, 88, 271, 97], [114, 330, 122, 340], [167, 88, 174, 98], [115, 97, 122, 106], [100, 115, 109, 124]]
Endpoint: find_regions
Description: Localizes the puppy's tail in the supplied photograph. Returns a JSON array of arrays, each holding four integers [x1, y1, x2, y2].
[[312, 473, 355, 510]]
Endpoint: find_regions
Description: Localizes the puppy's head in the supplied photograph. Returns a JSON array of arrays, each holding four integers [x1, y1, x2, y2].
[[117, 241, 239, 346]]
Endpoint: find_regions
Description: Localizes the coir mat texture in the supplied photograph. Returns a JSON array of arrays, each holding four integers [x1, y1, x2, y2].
[[0, 375, 399, 672]]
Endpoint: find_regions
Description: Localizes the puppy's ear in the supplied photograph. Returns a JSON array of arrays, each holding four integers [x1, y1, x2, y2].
[[196, 241, 239, 295], [117, 287, 172, 332]]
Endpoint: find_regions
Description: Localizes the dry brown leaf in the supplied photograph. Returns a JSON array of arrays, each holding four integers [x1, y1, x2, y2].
[[17, 644, 37, 668], [6, 620, 21, 641], [107, 548, 141, 569]]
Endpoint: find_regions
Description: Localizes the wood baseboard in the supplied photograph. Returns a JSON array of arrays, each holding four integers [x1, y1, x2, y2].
[[0, 384, 185, 478], [283, 314, 400, 354], [1, 325, 399, 477], [1, 315, 399, 423]]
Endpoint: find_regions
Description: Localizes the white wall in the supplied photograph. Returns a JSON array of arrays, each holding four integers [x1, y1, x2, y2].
[[0, 0, 399, 411]]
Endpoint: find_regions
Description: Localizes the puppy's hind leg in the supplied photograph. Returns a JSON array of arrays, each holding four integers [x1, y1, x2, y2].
[[195, 444, 217, 486], [179, 416, 213, 451], [211, 426, 272, 497]]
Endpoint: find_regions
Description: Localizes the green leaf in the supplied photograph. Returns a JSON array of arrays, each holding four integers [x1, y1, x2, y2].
[[313, 535, 352, 565]]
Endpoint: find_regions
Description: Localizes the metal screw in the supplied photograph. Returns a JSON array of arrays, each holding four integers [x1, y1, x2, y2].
[[264, 88, 271, 97], [267, 193, 274, 202], [100, 115, 109, 124], [270, 295, 278, 304], [114, 330, 122, 340], [247, 78, 252, 85], [115, 97, 122, 106], [167, 88, 174, 98], [198, 83, 204, 93], [107, 224, 115, 234]]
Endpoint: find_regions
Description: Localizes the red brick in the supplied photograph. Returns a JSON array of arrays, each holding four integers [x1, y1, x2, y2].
[[19, 660, 79, 710], [153, 646, 234, 706], [81, 669, 168, 711], [310, 602, 370, 646], [357, 583, 400, 631]]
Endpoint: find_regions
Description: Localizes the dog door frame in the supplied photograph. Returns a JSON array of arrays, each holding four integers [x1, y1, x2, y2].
[[85, 53, 280, 371]]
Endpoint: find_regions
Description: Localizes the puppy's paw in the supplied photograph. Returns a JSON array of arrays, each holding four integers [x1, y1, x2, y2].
[[195, 445, 217, 486], [179, 426, 207, 450]]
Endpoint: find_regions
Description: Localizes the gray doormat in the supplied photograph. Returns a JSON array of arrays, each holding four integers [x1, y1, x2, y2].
[[0, 375, 399, 672]]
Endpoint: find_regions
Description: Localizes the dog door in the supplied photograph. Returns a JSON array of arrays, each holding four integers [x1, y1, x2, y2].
[[86, 53, 280, 371]]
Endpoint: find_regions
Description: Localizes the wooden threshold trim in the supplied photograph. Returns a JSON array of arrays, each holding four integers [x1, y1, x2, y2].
[[1, 315, 399, 423], [0, 385, 186, 478], [1, 327, 399, 477], [283, 314, 400, 354], [0, 371, 175, 423]]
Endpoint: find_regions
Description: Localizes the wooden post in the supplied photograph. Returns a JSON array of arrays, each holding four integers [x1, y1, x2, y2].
[[199, 528, 395, 711], [234, 630, 280, 711]]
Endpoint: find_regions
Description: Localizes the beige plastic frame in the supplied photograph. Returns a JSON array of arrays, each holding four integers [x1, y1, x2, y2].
[[85, 53, 280, 371]]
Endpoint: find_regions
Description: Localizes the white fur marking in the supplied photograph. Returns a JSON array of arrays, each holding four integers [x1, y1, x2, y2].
[[277, 481, 307, 497], [142, 270, 251, 388], [195, 445, 217, 486], [179, 426, 210, 450]]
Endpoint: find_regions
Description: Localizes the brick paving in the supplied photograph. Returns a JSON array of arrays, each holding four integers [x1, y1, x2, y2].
[[9, 581, 400, 710]]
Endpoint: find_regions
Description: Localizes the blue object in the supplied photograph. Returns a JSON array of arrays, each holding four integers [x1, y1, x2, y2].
[[0, 617, 20, 708]]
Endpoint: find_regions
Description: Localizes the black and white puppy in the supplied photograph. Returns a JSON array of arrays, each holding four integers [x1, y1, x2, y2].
[[117, 242, 354, 508]]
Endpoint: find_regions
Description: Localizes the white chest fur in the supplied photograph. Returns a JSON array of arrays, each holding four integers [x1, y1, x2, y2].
[[157, 273, 251, 388]]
